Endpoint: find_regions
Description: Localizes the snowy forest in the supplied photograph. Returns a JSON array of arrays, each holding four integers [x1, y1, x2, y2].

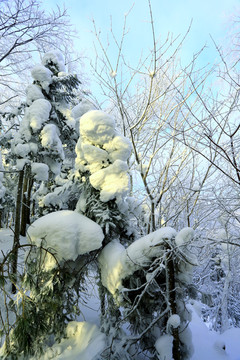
[[1, 0, 240, 359]]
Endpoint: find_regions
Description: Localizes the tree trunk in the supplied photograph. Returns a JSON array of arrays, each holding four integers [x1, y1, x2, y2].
[[11, 169, 24, 294], [26, 177, 33, 225], [20, 171, 28, 236], [165, 241, 181, 360], [20, 167, 33, 236]]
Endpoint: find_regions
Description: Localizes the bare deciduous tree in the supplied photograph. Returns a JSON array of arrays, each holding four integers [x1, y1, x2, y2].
[[0, 0, 79, 109]]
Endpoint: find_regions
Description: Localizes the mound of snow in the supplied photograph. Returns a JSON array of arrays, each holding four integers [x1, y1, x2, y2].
[[26, 84, 44, 105], [79, 110, 115, 146], [33, 321, 106, 360], [27, 211, 104, 267], [89, 159, 130, 202], [155, 334, 173, 360], [28, 99, 51, 132], [31, 162, 49, 181], [31, 65, 52, 91]]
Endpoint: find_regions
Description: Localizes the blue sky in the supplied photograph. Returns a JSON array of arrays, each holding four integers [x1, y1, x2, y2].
[[44, 0, 240, 98], [46, 0, 240, 62]]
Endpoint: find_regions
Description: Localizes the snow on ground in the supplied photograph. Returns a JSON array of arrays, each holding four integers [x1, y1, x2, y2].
[[189, 301, 240, 360], [35, 321, 106, 360], [0, 228, 27, 261]]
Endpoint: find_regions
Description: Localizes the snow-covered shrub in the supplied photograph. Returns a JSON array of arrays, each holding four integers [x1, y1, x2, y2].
[[99, 227, 197, 359]]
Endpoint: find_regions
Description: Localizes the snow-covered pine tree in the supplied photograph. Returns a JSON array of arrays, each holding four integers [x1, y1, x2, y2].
[[74, 109, 133, 245], [0, 210, 105, 359], [11, 50, 81, 232]]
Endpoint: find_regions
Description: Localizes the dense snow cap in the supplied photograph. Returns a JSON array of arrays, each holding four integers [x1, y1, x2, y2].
[[72, 99, 96, 122], [40, 123, 64, 160], [31, 162, 49, 181], [175, 227, 194, 247], [76, 109, 132, 203], [27, 210, 104, 267], [89, 160, 130, 202], [26, 84, 44, 105], [167, 314, 181, 329], [80, 110, 116, 146], [28, 99, 51, 132], [155, 334, 173, 360], [103, 135, 132, 162], [42, 50, 66, 72], [31, 65, 52, 91]]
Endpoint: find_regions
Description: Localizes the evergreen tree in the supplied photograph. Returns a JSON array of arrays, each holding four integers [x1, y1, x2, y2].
[[74, 109, 133, 245], [11, 50, 81, 230]]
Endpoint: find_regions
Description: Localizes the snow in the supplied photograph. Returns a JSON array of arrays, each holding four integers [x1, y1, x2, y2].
[[28, 99, 51, 132], [40, 124, 64, 160], [72, 99, 96, 121], [103, 135, 132, 162], [155, 334, 173, 360], [167, 314, 181, 329], [15, 158, 30, 170], [109, 70, 117, 78], [26, 84, 44, 105], [75, 141, 109, 173], [188, 301, 236, 360], [99, 227, 177, 298], [13, 141, 38, 159], [80, 110, 116, 146], [13, 143, 31, 158], [39, 191, 63, 208], [35, 321, 106, 360], [31, 162, 49, 181], [89, 159, 130, 202], [57, 107, 76, 129], [175, 227, 194, 247], [42, 50, 66, 73], [31, 65, 53, 91], [1, 229, 240, 359], [98, 240, 126, 296], [27, 210, 104, 268], [75, 109, 132, 204]]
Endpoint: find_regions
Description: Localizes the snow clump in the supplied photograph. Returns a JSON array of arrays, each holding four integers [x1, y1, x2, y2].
[[26, 84, 44, 105], [167, 314, 181, 330], [31, 65, 52, 91], [27, 210, 104, 269], [75, 110, 132, 203], [99, 227, 177, 299], [31, 162, 49, 181], [42, 50, 66, 73], [155, 334, 173, 360], [28, 99, 51, 132], [35, 321, 106, 360]]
